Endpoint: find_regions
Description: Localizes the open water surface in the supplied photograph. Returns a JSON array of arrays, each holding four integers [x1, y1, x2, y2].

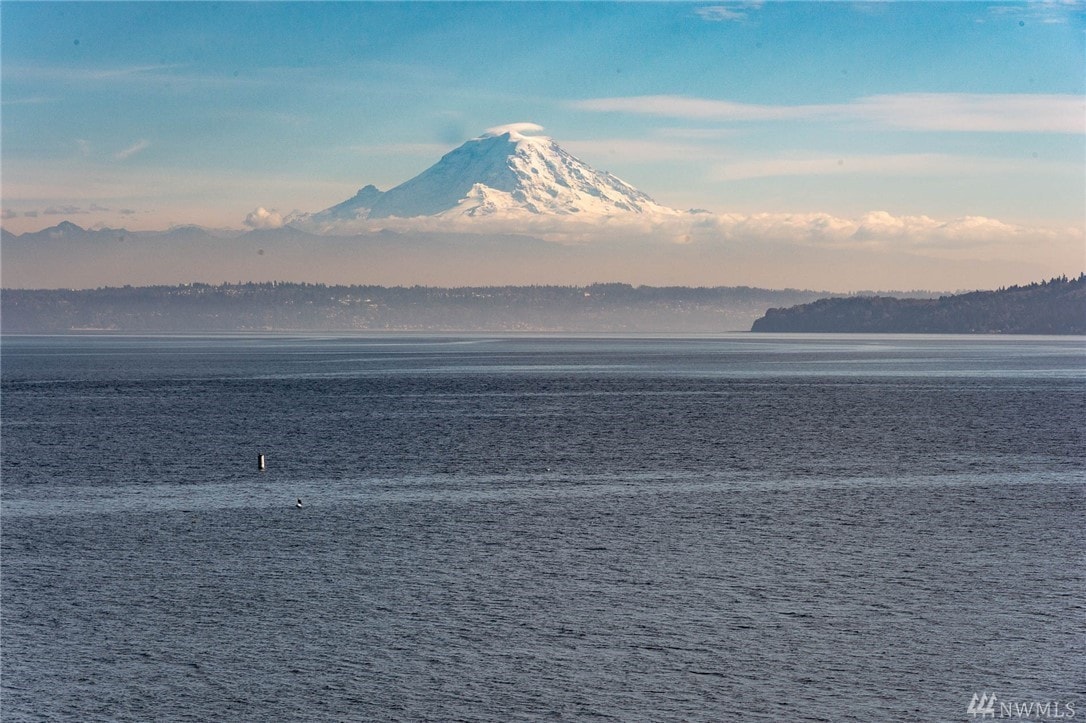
[[2, 334, 1084, 721]]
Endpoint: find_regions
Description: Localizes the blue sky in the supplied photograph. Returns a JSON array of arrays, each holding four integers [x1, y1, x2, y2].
[[1, 1, 1083, 287]]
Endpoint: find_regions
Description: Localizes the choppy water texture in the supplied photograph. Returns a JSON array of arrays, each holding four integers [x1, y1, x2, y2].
[[3, 334, 1084, 721]]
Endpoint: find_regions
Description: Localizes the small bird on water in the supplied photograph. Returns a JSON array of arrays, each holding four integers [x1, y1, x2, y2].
[[296, 498, 303, 508]]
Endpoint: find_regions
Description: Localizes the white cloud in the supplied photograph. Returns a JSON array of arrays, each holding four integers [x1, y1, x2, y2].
[[710, 152, 1065, 181], [293, 204, 1076, 254], [988, 1, 1083, 25], [3, 63, 187, 83], [694, 6, 749, 22], [572, 93, 1086, 134], [696, 210, 1077, 252], [244, 207, 284, 229], [0, 95, 59, 106], [855, 93, 1085, 133], [484, 122, 546, 137], [575, 95, 791, 121], [115, 139, 151, 161]]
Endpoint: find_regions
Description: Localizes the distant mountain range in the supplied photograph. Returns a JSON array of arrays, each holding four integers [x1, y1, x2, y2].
[[0, 218, 571, 289], [751, 275, 1086, 334], [1, 220, 238, 245]]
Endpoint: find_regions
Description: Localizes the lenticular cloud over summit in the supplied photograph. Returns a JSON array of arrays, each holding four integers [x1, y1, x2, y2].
[[482, 122, 547, 137]]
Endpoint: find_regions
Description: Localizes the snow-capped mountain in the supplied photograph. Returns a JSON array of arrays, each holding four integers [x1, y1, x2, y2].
[[309, 124, 681, 224]]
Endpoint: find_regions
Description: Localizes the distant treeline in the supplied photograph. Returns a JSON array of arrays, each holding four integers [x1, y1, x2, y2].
[[0, 282, 841, 333], [751, 275, 1086, 334]]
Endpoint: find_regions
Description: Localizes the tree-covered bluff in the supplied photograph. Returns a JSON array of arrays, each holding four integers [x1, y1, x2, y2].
[[751, 275, 1086, 334]]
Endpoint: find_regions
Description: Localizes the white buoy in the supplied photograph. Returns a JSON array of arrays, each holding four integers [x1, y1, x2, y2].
[[258, 454, 266, 471]]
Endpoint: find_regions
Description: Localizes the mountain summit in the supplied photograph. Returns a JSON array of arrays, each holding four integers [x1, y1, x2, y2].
[[309, 124, 680, 224]]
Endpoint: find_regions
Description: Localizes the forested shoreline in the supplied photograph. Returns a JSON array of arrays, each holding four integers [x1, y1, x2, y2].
[[751, 275, 1085, 334]]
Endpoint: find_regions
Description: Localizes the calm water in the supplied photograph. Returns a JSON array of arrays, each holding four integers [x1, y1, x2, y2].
[[2, 334, 1084, 721]]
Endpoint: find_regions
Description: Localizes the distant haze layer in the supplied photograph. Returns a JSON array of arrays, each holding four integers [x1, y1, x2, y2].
[[4, 220, 1079, 293], [3, 128, 1081, 292]]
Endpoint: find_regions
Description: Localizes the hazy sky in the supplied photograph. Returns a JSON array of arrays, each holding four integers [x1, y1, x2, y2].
[[1, 1, 1084, 289]]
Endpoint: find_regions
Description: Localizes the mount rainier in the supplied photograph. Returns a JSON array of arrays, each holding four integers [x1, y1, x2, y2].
[[303, 124, 685, 227]]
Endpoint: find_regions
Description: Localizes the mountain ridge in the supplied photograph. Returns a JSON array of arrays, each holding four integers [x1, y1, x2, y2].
[[304, 126, 683, 227]]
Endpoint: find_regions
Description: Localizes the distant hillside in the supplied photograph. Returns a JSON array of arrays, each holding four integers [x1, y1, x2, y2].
[[751, 275, 1086, 334], [1, 282, 838, 333]]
